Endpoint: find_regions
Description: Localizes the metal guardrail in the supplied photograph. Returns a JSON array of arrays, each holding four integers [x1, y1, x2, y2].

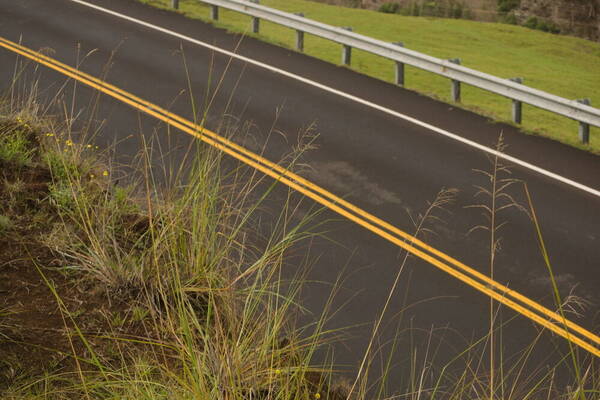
[[171, 0, 599, 143]]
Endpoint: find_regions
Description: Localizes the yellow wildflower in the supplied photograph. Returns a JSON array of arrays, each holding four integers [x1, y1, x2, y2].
[[314, 394, 321, 399], [86, 144, 92, 148], [45, 132, 54, 137], [275, 369, 281, 375], [89, 173, 95, 179], [65, 140, 73, 147], [102, 170, 109, 177]]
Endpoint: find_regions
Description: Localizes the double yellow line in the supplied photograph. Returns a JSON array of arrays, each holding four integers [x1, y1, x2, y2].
[[2, 36, 598, 357]]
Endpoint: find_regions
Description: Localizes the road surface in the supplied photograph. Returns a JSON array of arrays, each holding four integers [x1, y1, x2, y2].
[[1, 0, 599, 391]]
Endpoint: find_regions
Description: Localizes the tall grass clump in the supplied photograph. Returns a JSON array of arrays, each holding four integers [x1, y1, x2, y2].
[[46, 136, 333, 398]]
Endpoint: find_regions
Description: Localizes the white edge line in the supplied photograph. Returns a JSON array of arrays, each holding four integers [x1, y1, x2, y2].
[[67, 0, 600, 198]]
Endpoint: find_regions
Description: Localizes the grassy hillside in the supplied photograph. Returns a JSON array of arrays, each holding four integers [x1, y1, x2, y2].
[[140, 0, 600, 153]]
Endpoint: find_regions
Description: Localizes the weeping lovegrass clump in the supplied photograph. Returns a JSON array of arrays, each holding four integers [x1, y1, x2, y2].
[[38, 129, 337, 399]]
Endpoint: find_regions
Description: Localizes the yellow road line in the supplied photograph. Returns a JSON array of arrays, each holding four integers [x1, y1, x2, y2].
[[2, 36, 598, 357]]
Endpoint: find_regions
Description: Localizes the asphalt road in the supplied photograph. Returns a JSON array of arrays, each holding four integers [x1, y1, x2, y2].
[[1, 0, 599, 391]]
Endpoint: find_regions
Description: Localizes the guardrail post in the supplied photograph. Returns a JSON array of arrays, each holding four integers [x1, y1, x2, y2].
[[577, 98, 591, 144], [341, 27, 352, 66], [509, 77, 523, 124], [448, 58, 461, 102], [393, 42, 405, 87], [210, 5, 219, 20], [294, 13, 305, 51], [250, 0, 260, 33], [171, 0, 179, 9]]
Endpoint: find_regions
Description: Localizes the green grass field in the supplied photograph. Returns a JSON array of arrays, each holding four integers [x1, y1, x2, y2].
[[140, 0, 600, 153]]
